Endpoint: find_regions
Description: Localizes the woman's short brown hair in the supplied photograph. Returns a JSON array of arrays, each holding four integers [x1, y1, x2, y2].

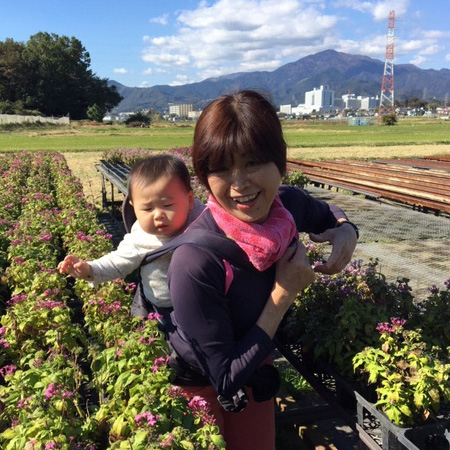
[[192, 90, 287, 189]]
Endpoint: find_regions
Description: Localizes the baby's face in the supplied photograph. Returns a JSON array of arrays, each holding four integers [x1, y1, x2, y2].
[[130, 175, 193, 237]]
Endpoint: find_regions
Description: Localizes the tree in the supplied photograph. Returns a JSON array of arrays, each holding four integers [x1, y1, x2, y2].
[[0, 33, 122, 119], [0, 39, 27, 103], [381, 114, 398, 126], [125, 111, 152, 126], [86, 103, 106, 122]]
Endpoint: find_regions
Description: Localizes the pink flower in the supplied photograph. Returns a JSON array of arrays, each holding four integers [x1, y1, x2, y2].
[[36, 300, 66, 310], [188, 396, 216, 425], [39, 233, 53, 242], [169, 386, 184, 398], [0, 365, 16, 378], [45, 442, 58, 449], [161, 433, 175, 448], [147, 312, 162, 322], [390, 317, 406, 328], [134, 411, 160, 427], [7, 293, 28, 306], [17, 396, 33, 409], [45, 383, 62, 399]]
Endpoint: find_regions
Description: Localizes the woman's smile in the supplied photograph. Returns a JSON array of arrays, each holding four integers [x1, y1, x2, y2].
[[207, 152, 282, 223]]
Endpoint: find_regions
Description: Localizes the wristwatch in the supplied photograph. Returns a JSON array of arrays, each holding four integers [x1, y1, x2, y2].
[[336, 220, 359, 239]]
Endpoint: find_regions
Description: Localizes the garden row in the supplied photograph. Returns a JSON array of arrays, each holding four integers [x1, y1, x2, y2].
[[0, 152, 225, 450]]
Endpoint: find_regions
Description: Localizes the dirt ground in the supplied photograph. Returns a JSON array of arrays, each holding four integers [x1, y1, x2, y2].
[[63, 144, 450, 209], [63, 152, 104, 207]]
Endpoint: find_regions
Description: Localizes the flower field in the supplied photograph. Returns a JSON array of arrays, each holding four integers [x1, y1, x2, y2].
[[2, 149, 450, 450], [0, 152, 225, 450]]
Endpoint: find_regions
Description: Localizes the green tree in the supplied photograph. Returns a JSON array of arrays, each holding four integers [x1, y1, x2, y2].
[[86, 103, 106, 122], [381, 113, 398, 126], [0, 39, 27, 103], [125, 110, 152, 126], [1, 32, 122, 119]]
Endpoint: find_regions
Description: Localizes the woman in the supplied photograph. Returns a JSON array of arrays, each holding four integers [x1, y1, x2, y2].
[[166, 90, 357, 450]]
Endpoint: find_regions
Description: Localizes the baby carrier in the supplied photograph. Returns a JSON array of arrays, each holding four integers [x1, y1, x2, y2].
[[121, 195, 281, 411], [121, 194, 249, 320]]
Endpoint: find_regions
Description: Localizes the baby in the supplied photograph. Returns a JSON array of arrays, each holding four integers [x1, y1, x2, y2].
[[58, 154, 204, 317]]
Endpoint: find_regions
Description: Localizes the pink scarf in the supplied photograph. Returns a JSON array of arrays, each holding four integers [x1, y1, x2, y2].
[[207, 195, 298, 271]]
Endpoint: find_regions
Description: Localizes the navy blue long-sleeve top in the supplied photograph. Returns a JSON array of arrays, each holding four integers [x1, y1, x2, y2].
[[167, 185, 343, 398]]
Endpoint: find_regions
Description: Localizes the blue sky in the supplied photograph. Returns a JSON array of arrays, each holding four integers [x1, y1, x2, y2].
[[1, 0, 449, 87]]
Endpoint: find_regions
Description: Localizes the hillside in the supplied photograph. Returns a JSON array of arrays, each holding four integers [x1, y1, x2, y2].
[[110, 50, 450, 112]]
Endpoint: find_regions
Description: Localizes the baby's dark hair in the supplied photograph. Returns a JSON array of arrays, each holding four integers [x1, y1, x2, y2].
[[127, 154, 192, 201]]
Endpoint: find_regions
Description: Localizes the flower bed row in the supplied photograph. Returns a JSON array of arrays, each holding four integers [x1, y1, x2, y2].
[[283, 258, 450, 428], [0, 152, 225, 450]]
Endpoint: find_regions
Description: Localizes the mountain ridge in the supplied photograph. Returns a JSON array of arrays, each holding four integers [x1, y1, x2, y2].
[[110, 50, 450, 112]]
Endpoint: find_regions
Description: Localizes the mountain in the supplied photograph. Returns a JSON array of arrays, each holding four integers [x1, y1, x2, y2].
[[110, 50, 450, 112]]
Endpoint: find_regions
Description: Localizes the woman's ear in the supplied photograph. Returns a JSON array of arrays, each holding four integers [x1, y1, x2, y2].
[[188, 190, 195, 209]]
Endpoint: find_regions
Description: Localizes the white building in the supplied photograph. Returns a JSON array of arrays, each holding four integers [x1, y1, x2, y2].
[[279, 104, 292, 115], [169, 104, 194, 119], [188, 110, 202, 120], [304, 85, 334, 112], [342, 94, 378, 110]]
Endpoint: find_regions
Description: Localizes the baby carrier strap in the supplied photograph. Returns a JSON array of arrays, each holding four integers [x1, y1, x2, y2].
[[140, 227, 250, 269], [130, 222, 252, 318], [122, 194, 137, 234]]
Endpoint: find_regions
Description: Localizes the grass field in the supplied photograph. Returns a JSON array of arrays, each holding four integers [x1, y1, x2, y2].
[[2, 118, 449, 207], [1, 118, 450, 155]]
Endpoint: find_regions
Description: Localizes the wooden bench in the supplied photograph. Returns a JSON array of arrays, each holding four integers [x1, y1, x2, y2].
[[95, 160, 131, 215]]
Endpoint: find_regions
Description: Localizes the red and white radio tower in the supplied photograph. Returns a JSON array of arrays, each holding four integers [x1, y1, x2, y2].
[[378, 10, 395, 122]]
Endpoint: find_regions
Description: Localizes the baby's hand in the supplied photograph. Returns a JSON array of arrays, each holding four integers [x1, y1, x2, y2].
[[57, 255, 93, 280]]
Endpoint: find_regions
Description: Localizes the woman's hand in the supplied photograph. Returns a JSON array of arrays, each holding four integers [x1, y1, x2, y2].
[[309, 223, 357, 274], [57, 255, 93, 280], [257, 241, 315, 338]]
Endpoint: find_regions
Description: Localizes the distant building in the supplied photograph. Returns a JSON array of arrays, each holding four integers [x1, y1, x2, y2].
[[188, 110, 202, 120], [304, 85, 334, 112], [342, 94, 378, 110], [291, 85, 334, 115], [169, 104, 194, 119], [279, 104, 292, 115]]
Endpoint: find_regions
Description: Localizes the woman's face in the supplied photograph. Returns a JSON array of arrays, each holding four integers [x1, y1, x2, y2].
[[207, 150, 282, 223]]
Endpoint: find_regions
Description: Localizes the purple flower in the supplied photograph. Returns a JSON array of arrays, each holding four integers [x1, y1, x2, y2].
[[147, 312, 162, 322], [188, 396, 216, 425], [390, 317, 406, 328], [45, 383, 61, 399], [134, 411, 160, 427], [39, 233, 53, 242], [428, 285, 439, 294], [36, 300, 66, 310], [17, 396, 33, 409], [8, 293, 29, 306], [45, 442, 58, 450], [444, 279, 450, 289], [376, 322, 392, 334], [169, 386, 184, 398], [160, 433, 175, 448], [0, 365, 16, 377]]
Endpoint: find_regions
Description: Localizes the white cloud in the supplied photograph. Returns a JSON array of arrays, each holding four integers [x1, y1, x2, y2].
[[142, 68, 153, 75], [446, 54, 450, 62], [170, 74, 198, 86], [113, 68, 128, 74], [409, 55, 426, 65], [141, 0, 339, 82], [418, 45, 441, 56], [334, 0, 409, 21], [139, 81, 150, 88], [149, 14, 169, 26]]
